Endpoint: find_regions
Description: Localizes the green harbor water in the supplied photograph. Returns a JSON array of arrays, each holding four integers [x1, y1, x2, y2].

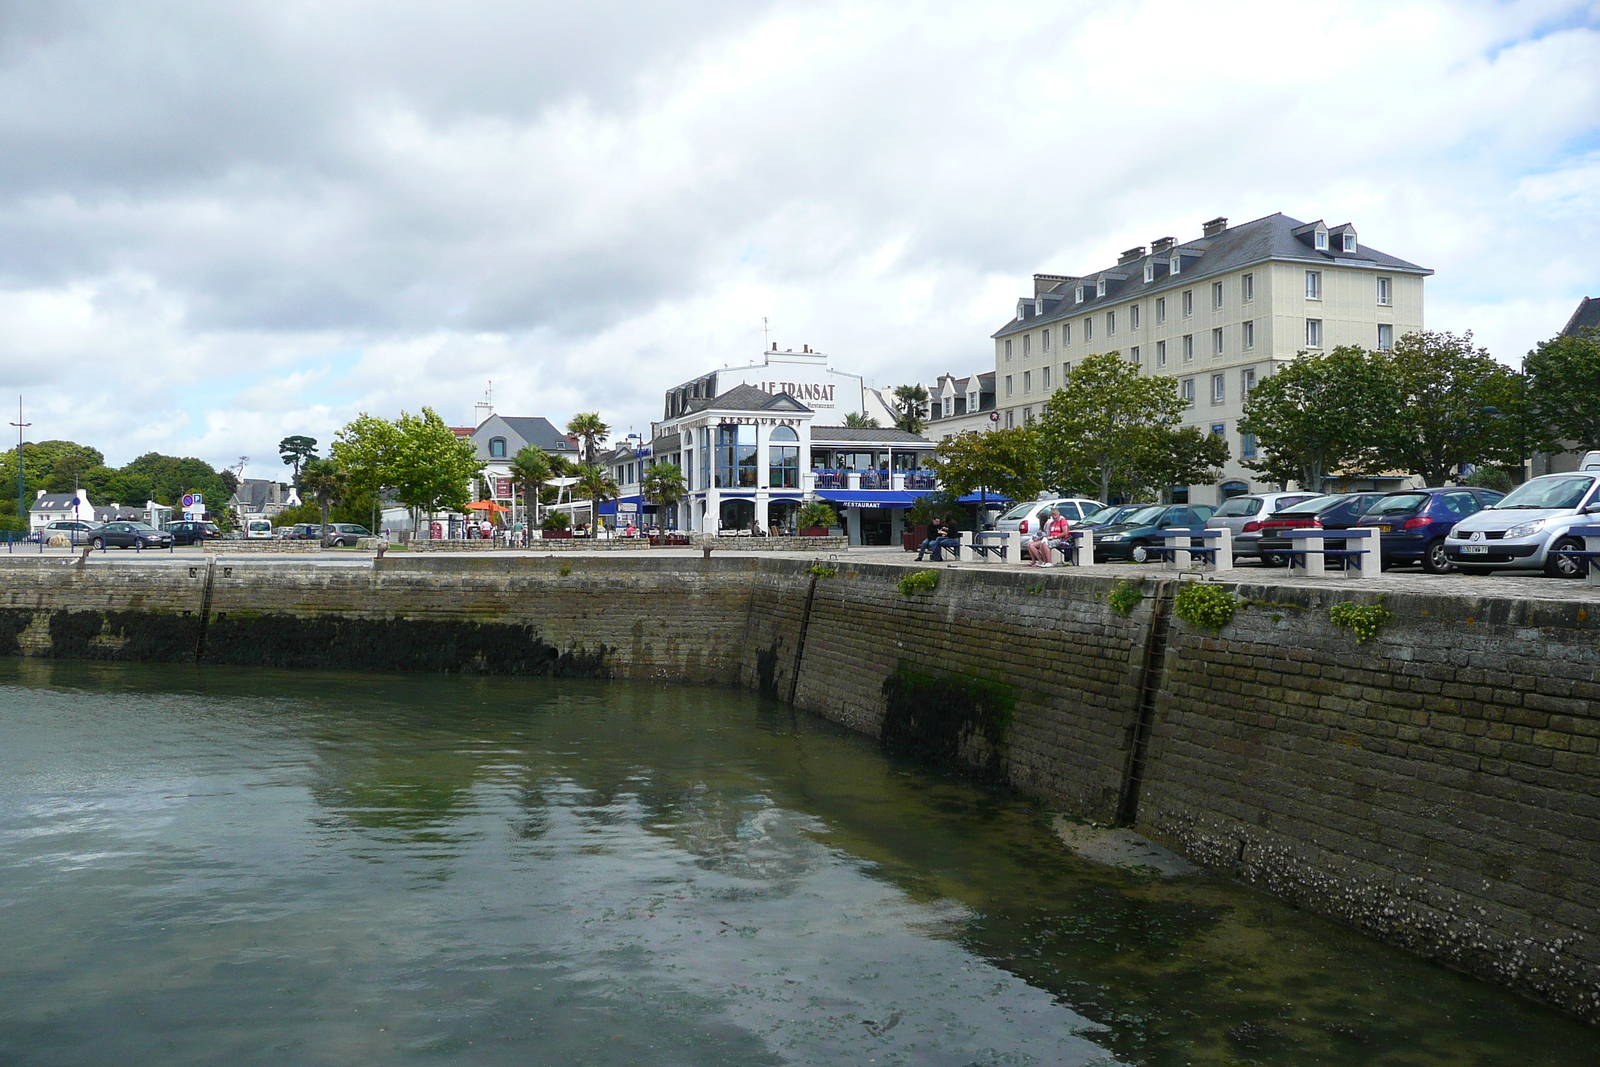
[[1, 658, 1596, 1066]]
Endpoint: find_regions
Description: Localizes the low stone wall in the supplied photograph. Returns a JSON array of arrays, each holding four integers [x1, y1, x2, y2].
[[1, 553, 1598, 1022], [204, 539, 330, 552], [699, 534, 850, 552]]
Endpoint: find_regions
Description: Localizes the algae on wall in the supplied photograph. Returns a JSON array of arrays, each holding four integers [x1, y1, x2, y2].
[[880, 661, 1015, 780]]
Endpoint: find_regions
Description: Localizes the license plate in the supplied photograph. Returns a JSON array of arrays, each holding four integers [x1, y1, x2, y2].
[[1462, 545, 1488, 555], [1374, 524, 1390, 532]]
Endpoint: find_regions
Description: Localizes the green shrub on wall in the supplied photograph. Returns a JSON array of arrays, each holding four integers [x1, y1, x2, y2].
[[807, 564, 838, 579], [1105, 579, 1144, 617], [1173, 583, 1236, 632], [898, 569, 940, 597], [1329, 600, 1393, 643]]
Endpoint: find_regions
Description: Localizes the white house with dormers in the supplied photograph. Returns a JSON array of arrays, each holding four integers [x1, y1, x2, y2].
[[991, 212, 1430, 503]]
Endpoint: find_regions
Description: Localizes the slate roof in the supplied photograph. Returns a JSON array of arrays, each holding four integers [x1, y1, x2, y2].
[[496, 417, 578, 452], [810, 426, 934, 446], [994, 212, 1433, 338], [1562, 296, 1600, 337], [682, 384, 812, 414], [29, 493, 81, 513]]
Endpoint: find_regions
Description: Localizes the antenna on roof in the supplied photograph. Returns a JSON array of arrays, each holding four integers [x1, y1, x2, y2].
[[763, 317, 769, 351], [474, 381, 495, 426]]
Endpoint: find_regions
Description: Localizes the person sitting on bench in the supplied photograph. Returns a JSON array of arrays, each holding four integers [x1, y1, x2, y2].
[[916, 519, 961, 562], [1027, 507, 1071, 566]]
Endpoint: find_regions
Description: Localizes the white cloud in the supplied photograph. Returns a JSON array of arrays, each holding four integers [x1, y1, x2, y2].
[[0, 0, 1596, 473]]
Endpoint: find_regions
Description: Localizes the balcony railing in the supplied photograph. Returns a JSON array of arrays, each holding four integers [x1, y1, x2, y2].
[[904, 470, 936, 490]]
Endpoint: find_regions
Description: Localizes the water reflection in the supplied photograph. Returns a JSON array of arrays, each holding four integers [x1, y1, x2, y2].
[[0, 659, 1595, 1066]]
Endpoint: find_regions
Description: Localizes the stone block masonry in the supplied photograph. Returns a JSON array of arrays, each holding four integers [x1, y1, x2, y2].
[[2, 553, 1598, 1024]]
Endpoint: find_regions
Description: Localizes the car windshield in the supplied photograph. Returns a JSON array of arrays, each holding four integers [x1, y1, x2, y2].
[[1366, 493, 1429, 516], [1493, 475, 1597, 511], [1000, 502, 1038, 521], [126, 523, 156, 531], [1082, 506, 1124, 523], [1275, 495, 1344, 515], [1213, 497, 1259, 518], [1120, 506, 1168, 526]]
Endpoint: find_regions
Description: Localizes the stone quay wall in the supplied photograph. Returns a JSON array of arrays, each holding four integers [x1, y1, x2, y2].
[[0, 553, 1597, 1022]]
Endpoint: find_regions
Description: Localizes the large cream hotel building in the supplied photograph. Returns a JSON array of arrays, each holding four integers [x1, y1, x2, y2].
[[991, 213, 1431, 504]]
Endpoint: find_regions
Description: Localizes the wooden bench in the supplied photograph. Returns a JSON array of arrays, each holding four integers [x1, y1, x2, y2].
[[1282, 527, 1382, 578]]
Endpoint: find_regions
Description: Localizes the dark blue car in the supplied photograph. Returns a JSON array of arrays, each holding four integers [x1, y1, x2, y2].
[[1356, 487, 1504, 573]]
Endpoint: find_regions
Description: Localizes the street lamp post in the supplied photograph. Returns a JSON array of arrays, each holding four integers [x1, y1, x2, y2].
[[10, 396, 30, 532]]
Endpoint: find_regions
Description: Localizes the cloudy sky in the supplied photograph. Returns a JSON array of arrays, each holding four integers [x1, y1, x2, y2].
[[1, 0, 1597, 476]]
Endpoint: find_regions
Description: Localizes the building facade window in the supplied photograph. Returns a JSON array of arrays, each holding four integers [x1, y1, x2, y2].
[[1075, 285, 1085, 303], [1306, 270, 1321, 300], [1314, 230, 1328, 250], [1005, 374, 1014, 398], [1306, 319, 1322, 347], [1241, 367, 1256, 395], [1106, 310, 1116, 336], [1180, 378, 1195, 406], [489, 437, 507, 459], [1023, 370, 1032, 394], [1041, 328, 1050, 352], [1182, 334, 1194, 362], [1212, 281, 1223, 309], [1041, 365, 1051, 389], [1242, 319, 1254, 350], [1096, 278, 1106, 298], [1170, 253, 1180, 275], [1378, 323, 1394, 350], [1004, 338, 1012, 361], [1213, 327, 1223, 356], [1182, 289, 1193, 317], [1063, 361, 1071, 377], [1023, 334, 1031, 357], [1129, 346, 1141, 364], [1377, 276, 1392, 305], [1063, 321, 1071, 345], [1242, 272, 1254, 302], [1130, 303, 1140, 329], [1023, 406, 1034, 424], [1005, 410, 1015, 428], [768, 425, 799, 488], [1211, 374, 1225, 404], [1084, 316, 1093, 341], [1156, 340, 1167, 367], [1144, 261, 1154, 283], [1156, 297, 1166, 324], [715, 424, 757, 488]]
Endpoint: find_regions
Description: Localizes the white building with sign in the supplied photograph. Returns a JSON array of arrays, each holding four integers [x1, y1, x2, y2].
[[660, 346, 897, 427]]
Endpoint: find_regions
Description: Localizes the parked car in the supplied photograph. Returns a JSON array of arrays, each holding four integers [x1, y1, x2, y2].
[[1078, 503, 1151, 529], [1091, 504, 1217, 562], [1444, 472, 1600, 577], [1206, 492, 1318, 561], [162, 520, 222, 545], [324, 523, 371, 547], [242, 517, 275, 540], [31, 520, 103, 545], [90, 521, 173, 550], [1354, 487, 1504, 573], [1254, 493, 1387, 566], [290, 523, 323, 540], [995, 497, 1108, 542], [1582, 450, 1600, 471]]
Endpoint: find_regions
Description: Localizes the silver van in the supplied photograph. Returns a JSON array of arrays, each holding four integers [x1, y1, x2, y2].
[[1205, 492, 1317, 560], [1445, 472, 1600, 577]]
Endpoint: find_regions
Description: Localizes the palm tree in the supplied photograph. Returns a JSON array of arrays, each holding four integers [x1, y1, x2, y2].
[[566, 412, 610, 465], [892, 384, 930, 434], [299, 458, 347, 546], [574, 464, 619, 532], [843, 412, 880, 428], [639, 462, 687, 529], [510, 445, 553, 529]]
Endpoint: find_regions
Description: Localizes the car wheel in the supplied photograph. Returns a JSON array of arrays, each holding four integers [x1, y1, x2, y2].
[[1129, 540, 1151, 563], [90, 538, 103, 549], [1421, 539, 1453, 575], [1260, 552, 1286, 567], [1545, 536, 1588, 579]]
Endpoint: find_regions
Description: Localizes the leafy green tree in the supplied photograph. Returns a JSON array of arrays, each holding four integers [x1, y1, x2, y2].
[[331, 408, 481, 529], [118, 453, 233, 512], [278, 435, 319, 479], [892, 384, 930, 434], [41, 443, 107, 493], [299, 459, 348, 544], [842, 412, 880, 428], [509, 445, 554, 526], [1368, 331, 1524, 487], [1525, 327, 1600, 452], [639, 461, 686, 527], [1238, 346, 1394, 490], [1034, 352, 1188, 502], [575, 464, 620, 523], [565, 412, 610, 465], [927, 426, 1042, 504], [1121, 426, 1231, 503]]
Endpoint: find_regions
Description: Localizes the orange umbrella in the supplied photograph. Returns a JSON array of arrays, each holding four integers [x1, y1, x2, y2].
[[465, 500, 509, 513]]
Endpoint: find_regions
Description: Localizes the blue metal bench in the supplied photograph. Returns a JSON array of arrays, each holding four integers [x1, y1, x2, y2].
[[1550, 525, 1600, 585], [1282, 527, 1382, 578]]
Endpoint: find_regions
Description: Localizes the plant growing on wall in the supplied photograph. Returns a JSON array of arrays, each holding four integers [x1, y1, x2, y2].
[[806, 564, 837, 578], [1329, 600, 1393, 643], [897, 569, 939, 597], [1105, 579, 1145, 617], [1173, 583, 1236, 632]]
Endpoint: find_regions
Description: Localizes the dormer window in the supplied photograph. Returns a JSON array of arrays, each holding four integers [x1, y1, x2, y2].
[[1144, 261, 1154, 283], [1034, 298, 1044, 315], [1342, 233, 1357, 253], [1096, 279, 1106, 298], [1016, 303, 1025, 321], [489, 437, 507, 459], [1314, 230, 1328, 251], [1074, 285, 1084, 304], [1170, 254, 1180, 275]]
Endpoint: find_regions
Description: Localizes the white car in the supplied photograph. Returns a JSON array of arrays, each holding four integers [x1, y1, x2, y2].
[[1206, 492, 1318, 560], [1444, 472, 1600, 577], [994, 497, 1106, 543]]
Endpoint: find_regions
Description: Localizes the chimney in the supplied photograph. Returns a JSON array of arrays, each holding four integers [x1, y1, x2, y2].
[[1202, 216, 1228, 237], [1117, 245, 1146, 265], [1151, 236, 1176, 254], [35, 489, 45, 499]]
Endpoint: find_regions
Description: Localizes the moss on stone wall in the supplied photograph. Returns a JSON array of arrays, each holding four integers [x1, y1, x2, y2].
[[880, 660, 1015, 780]]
